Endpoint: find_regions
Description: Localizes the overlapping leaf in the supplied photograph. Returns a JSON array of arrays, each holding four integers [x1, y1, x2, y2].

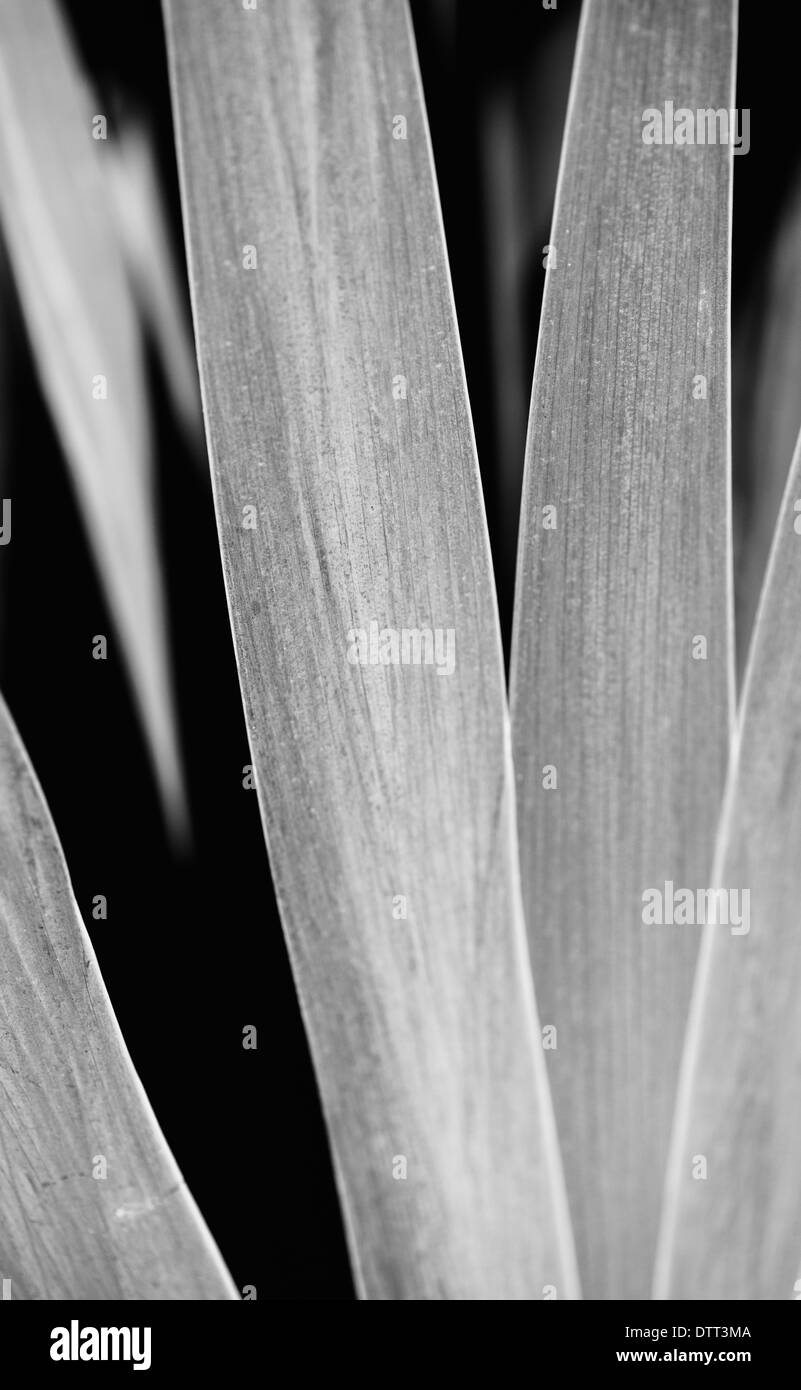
[[655, 425, 801, 1300], [510, 0, 736, 1297], [0, 0, 185, 834], [165, 0, 578, 1299], [0, 691, 236, 1299]]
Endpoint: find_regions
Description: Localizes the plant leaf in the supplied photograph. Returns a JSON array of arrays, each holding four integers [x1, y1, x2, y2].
[[477, 14, 578, 618], [164, 0, 578, 1299], [734, 172, 801, 677], [654, 426, 801, 1300], [0, 690, 236, 1299], [0, 0, 186, 837], [104, 116, 204, 452], [509, 0, 736, 1297]]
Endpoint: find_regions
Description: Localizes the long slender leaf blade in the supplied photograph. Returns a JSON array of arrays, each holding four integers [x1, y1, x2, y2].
[[655, 428, 801, 1300], [0, 0, 185, 835], [164, 0, 578, 1299], [104, 119, 203, 450], [510, 0, 736, 1297], [0, 692, 236, 1299]]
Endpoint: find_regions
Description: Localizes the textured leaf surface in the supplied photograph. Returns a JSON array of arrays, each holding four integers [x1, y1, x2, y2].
[[0, 693, 235, 1299], [165, 0, 578, 1299], [655, 428, 801, 1300], [509, 0, 736, 1297]]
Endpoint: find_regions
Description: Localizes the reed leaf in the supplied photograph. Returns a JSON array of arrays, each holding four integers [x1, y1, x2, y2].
[[654, 425, 801, 1300], [509, 0, 736, 1297], [0, 0, 185, 835], [104, 118, 203, 450], [164, 0, 578, 1299], [0, 691, 236, 1299]]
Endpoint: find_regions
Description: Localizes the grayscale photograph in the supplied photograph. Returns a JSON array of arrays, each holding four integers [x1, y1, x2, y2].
[[0, 0, 795, 1361]]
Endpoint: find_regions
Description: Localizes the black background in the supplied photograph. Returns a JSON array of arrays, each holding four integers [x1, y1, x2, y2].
[[0, 0, 794, 1302]]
